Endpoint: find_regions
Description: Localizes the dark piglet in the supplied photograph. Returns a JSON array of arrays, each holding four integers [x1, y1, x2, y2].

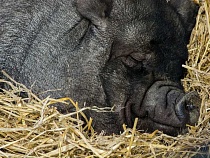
[[0, 0, 200, 136]]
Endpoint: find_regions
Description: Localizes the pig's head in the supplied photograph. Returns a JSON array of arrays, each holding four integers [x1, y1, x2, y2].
[[74, 0, 200, 136]]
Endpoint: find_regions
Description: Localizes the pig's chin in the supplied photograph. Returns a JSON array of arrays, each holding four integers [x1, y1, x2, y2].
[[136, 118, 183, 136], [123, 81, 200, 136]]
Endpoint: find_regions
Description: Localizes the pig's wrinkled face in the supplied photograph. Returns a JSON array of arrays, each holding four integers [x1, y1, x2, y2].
[[75, 0, 200, 135], [101, 23, 200, 135]]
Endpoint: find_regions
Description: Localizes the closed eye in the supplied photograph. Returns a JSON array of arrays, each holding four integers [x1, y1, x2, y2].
[[121, 55, 143, 70]]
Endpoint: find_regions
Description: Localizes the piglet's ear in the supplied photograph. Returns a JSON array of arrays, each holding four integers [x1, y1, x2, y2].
[[76, 0, 112, 27], [168, 0, 199, 41]]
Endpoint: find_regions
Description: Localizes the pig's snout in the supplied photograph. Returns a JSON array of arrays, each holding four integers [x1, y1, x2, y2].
[[126, 81, 201, 135]]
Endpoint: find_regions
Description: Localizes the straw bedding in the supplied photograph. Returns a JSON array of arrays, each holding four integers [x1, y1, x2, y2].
[[0, 1, 209, 157]]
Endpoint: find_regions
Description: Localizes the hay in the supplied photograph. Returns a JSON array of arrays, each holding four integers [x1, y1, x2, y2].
[[0, 1, 209, 157]]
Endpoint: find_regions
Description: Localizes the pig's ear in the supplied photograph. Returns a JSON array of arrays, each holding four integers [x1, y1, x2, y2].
[[76, 0, 113, 27], [168, 0, 199, 40]]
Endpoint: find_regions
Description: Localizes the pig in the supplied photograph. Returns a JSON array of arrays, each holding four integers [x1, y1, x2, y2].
[[0, 0, 200, 136]]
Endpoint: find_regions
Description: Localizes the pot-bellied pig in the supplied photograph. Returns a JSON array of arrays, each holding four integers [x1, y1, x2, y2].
[[0, 0, 200, 136]]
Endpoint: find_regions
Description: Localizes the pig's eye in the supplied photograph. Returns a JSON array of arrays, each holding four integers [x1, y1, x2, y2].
[[121, 56, 143, 70]]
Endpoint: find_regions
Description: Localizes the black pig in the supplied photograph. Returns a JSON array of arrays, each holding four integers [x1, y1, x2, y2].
[[0, 0, 200, 136]]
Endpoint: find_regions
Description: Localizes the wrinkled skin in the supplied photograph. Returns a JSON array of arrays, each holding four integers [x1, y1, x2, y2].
[[0, 0, 200, 136]]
